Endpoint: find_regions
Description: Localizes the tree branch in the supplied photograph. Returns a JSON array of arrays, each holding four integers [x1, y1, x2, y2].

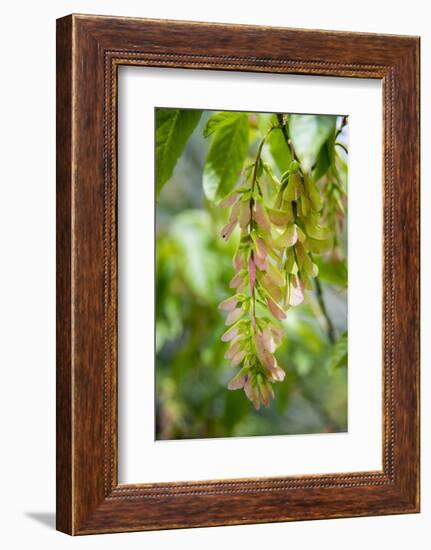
[[313, 275, 336, 345]]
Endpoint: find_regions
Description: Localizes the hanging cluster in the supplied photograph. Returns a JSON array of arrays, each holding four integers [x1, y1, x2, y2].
[[218, 174, 286, 410], [218, 150, 333, 408], [320, 168, 347, 261], [316, 117, 348, 261]]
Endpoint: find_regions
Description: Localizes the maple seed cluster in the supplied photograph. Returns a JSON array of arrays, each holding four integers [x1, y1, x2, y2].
[[218, 155, 332, 409]]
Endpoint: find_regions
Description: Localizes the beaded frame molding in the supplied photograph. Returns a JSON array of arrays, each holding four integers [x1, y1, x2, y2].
[[56, 14, 420, 535]]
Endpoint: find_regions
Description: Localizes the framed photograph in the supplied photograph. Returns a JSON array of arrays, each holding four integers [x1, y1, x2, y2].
[[56, 14, 420, 535]]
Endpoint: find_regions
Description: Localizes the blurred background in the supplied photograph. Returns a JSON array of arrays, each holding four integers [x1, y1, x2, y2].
[[155, 111, 348, 440]]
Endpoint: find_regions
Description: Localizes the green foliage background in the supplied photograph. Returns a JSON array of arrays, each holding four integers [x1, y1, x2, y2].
[[155, 109, 348, 440]]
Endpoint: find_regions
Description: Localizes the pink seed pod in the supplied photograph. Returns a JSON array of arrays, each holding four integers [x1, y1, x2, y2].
[[266, 324, 284, 345], [225, 307, 243, 326], [282, 224, 299, 248], [229, 349, 246, 368], [254, 328, 276, 361], [261, 327, 276, 353], [218, 193, 238, 208], [233, 250, 244, 271], [218, 295, 238, 312], [253, 252, 268, 272], [253, 201, 271, 232], [255, 237, 268, 259], [266, 264, 285, 289], [266, 296, 287, 320], [258, 380, 274, 407], [224, 340, 243, 360], [221, 325, 239, 343], [244, 378, 260, 410], [220, 220, 237, 240], [289, 275, 304, 306], [229, 200, 241, 223], [268, 209, 291, 227], [229, 271, 244, 289], [257, 347, 276, 370], [271, 365, 286, 382], [258, 350, 285, 382], [261, 273, 282, 303], [228, 372, 247, 390], [239, 201, 251, 228]]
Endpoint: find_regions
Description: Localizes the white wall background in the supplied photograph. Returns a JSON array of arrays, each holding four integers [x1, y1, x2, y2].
[[0, 1, 427, 548]]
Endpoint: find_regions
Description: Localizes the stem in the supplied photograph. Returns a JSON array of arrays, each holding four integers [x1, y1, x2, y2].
[[335, 115, 348, 139], [249, 128, 273, 329], [335, 142, 348, 155], [276, 113, 299, 163], [313, 275, 336, 345]]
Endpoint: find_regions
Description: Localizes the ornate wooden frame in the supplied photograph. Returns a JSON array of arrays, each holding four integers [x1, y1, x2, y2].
[[56, 14, 420, 535]]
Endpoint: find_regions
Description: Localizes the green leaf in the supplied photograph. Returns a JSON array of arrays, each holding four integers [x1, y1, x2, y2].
[[170, 210, 221, 300], [155, 108, 202, 199], [267, 127, 292, 176], [203, 111, 246, 138], [257, 113, 292, 176], [289, 115, 337, 171], [203, 114, 249, 201], [313, 139, 332, 182], [328, 331, 348, 370]]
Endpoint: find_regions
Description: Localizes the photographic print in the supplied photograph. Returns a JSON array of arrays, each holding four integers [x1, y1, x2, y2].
[[57, 16, 420, 533], [155, 108, 348, 440]]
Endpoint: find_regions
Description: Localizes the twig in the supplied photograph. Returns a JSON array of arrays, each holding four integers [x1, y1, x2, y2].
[[335, 115, 348, 139], [276, 113, 297, 162], [335, 141, 348, 155], [313, 275, 336, 345]]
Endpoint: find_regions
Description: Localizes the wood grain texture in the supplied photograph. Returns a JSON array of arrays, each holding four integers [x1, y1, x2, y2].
[[56, 15, 73, 535], [56, 14, 420, 535]]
